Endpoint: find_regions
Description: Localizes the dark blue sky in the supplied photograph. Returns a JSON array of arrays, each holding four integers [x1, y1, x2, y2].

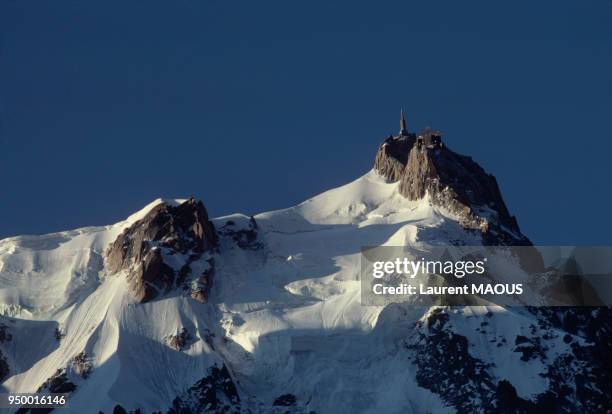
[[1, 1, 611, 244]]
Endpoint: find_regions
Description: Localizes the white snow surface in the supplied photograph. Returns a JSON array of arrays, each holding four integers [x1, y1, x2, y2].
[[0, 171, 543, 413]]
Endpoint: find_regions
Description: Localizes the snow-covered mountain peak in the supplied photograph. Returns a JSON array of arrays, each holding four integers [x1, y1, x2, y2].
[[256, 170, 437, 229], [375, 128, 530, 245], [0, 134, 609, 413], [121, 198, 187, 229], [105, 197, 217, 303]]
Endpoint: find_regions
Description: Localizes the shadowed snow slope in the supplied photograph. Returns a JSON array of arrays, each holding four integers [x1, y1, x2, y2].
[[0, 172, 609, 413]]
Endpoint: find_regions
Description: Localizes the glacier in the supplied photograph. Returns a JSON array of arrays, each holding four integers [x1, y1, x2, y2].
[[0, 170, 609, 413]]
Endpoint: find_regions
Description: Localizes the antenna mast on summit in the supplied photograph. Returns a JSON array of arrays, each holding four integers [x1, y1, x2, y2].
[[399, 109, 408, 136]]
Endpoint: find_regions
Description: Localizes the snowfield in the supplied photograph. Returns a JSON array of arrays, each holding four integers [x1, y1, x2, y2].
[[0, 170, 603, 413]]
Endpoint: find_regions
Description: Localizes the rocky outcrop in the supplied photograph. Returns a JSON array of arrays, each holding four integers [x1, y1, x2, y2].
[[406, 307, 612, 413], [105, 198, 217, 302], [71, 351, 93, 379], [168, 365, 241, 414], [374, 134, 415, 182], [54, 326, 65, 341], [407, 309, 497, 414], [399, 142, 527, 244], [0, 352, 8, 382], [36, 368, 77, 394], [374, 128, 530, 246], [0, 324, 12, 342], [273, 394, 297, 407], [217, 216, 263, 251], [166, 328, 191, 351], [0, 323, 11, 381], [15, 369, 77, 414]]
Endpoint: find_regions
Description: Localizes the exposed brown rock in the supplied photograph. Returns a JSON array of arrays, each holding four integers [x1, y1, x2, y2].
[[399, 143, 519, 236], [190, 265, 213, 304], [374, 127, 531, 246], [71, 351, 93, 379], [166, 328, 191, 351], [105, 198, 217, 302], [373, 134, 415, 182]]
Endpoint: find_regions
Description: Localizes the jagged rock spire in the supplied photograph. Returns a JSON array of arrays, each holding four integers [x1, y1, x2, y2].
[[399, 109, 408, 136], [105, 198, 217, 302], [374, 125, 531, 246]]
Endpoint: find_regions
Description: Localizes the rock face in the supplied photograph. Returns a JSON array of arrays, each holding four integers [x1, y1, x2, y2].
[[0, 323, 10, 382], [166, 327, 191, 351], [374, 134, 415, 182], [168, 365, 241, 414], [105, 198, 217, 302], [36, 368, 77, 394], [406, 306, 612, 413], [71, 351, 93, 379], [217, 216, 263, 251], [374, 128, 530, 245]]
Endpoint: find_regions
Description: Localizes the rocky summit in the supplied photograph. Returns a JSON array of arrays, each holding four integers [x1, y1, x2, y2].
[[0, 118, 607, 413], [105, 197, 218, 302], [375, 124, 530, 246]]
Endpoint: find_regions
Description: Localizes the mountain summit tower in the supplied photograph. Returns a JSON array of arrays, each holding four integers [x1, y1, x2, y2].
[[399, 110, 408, 136]]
